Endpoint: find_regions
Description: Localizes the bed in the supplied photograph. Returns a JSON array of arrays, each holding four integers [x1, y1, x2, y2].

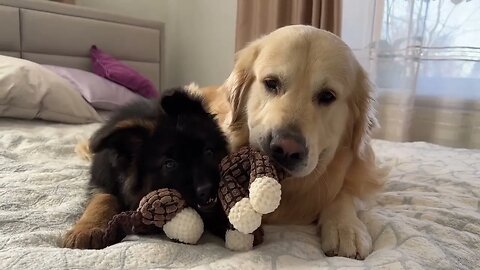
[[1, 1, 479, 269]]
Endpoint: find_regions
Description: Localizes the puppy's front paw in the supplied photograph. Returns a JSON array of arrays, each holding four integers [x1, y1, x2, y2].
[[62, 224, 105, 249], [320, 217, 372, 260]]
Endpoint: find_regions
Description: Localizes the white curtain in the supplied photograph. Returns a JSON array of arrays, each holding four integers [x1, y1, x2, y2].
[[344, 0, 480, 149]]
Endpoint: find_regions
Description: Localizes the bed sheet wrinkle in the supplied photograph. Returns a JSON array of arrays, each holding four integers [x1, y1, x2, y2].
[[0, 119, 479, 269]]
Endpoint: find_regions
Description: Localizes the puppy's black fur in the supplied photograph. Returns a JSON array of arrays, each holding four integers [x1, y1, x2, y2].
[[89, 87, 229, 238]]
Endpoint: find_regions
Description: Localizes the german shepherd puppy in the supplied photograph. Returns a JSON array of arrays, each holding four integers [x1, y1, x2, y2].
[[63, 88, 231, 249]]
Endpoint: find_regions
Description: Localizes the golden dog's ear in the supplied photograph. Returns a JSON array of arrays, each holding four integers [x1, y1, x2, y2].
[[350, 67, 378, 158], [345, 67, 387, 199], [223, 40, 261, 128]]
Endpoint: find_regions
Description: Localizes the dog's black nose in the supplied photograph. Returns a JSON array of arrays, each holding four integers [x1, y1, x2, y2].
[[269, 129, 308, 170], [195, 182, 213, 204]]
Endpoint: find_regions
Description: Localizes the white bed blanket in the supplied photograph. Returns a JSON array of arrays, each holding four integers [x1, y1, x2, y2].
[[0, 119, 479, 270]]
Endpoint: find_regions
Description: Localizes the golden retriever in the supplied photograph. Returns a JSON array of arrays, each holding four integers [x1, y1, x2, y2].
[[195, 25, 386, 259]]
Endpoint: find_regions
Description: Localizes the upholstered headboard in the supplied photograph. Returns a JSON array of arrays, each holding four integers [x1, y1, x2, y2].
[[0, 0, 164, 90]]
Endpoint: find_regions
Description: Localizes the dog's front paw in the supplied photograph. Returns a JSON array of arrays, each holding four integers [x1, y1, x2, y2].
[[62, 224, 105, 249], [320, 217, 372, 260]]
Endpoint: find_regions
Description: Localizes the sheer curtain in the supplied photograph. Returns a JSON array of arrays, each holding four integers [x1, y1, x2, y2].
[[344, 0, 480, 149]]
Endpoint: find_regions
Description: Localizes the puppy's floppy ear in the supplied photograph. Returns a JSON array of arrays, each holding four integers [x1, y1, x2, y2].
[[349, 66, 378, 158], [160, 87, 208, 117], [90, 119, 155, 156], [223, 39, 261, 128]]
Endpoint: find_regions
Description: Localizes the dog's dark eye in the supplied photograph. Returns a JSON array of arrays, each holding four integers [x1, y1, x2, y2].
[[263, 77, 280, 94], [204, 148, 214, 158], [316, 89, 336, 105], [162, 159, 178, 170]]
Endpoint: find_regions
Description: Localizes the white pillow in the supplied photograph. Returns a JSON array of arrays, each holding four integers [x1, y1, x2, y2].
[[0, 56, 102, 124]]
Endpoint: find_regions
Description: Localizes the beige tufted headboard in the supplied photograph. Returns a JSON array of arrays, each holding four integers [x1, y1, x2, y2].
[[0, 0, 164, 91]]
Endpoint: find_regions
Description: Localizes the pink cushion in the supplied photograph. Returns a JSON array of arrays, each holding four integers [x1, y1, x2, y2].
[[44, 65, 146, 111], [90, 45, 158, 98]]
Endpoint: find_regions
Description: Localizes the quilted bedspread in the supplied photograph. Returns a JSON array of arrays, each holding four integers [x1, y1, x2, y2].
[[0, 119, 479, 270]]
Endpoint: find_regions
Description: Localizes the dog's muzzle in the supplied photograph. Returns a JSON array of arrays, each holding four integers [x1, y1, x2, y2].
[[264, 128, 308, 171]]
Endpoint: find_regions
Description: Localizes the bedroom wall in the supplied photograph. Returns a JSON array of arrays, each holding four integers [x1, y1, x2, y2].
[[75, 0, 236, 89]]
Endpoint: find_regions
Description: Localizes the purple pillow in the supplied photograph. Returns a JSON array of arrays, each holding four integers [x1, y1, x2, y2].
[[43, 65, 146, 111], [90, 45, 158, 98]]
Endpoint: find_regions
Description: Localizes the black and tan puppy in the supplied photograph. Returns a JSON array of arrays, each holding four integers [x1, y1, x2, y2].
[[63, 88, 231, 249]]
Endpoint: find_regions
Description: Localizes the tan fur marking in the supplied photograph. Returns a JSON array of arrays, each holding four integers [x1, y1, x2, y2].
[[74, 139, 92, 161], [115, 119, 155, 133], [62, 193, 120, 249]]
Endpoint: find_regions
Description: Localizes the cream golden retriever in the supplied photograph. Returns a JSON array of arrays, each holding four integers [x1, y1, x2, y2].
[[195, 25, 386, 259]]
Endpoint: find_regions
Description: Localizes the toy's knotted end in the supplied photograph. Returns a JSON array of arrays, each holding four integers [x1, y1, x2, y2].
[[138, 188, 187, 228]]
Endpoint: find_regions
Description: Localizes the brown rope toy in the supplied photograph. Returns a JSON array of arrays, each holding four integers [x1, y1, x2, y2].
[[93, 146, 285, 251], [219, 146, 286, 251], [98, 189, 204, 248]]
